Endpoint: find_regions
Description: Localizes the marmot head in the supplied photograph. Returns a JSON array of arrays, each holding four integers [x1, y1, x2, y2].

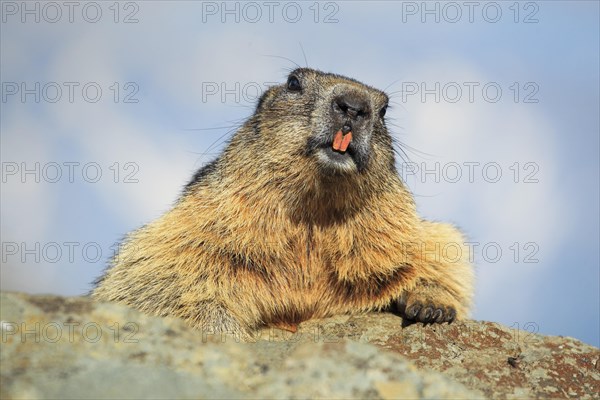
[[250, 68, 393, 176], [189, 69, 402, 222]]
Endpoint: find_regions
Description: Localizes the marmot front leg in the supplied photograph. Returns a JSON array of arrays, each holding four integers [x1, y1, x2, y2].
[[395, 221, 474, 324]]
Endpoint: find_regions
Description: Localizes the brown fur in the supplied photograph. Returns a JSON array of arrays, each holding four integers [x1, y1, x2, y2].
[[92, 69, 474, 339]]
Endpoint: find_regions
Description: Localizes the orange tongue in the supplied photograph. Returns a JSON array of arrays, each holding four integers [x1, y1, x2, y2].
[[340, 131, 352, 152], [332, 130, 353, 152]]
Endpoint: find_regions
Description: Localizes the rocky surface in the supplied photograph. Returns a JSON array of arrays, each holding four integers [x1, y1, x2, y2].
[[1, 292, 598, 399], [294, 315, 600, 399]]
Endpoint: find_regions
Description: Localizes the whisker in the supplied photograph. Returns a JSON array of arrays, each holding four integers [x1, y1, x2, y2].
[[261, 54, 301, 69], [199, 125, 239, 158], [383, 78, 405, 93], [182, 126, 238, 131], [299, 43, 309, 67]]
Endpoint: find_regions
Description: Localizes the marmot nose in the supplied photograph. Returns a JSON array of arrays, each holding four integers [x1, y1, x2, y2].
[[333, 93, 371, 120]]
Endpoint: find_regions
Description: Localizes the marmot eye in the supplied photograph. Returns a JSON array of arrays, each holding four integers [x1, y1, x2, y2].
[[287, 75, 302, 92], [379, 105, 388, 118]]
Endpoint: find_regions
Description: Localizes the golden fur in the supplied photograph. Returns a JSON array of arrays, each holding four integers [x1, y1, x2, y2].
[[92, 69, 474, 338]]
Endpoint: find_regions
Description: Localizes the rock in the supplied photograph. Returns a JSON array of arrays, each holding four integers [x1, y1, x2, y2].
[[1, 292, 598, 399], [0, 292, 479, 400], [294, 314, 600, 399]]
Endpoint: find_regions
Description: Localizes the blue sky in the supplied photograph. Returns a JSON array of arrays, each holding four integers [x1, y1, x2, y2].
[[1, 1, 599, 346]]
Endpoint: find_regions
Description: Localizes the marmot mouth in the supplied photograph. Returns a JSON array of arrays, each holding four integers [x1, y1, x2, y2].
[[316, 144, 357, 172], [305, 132, 359, 173], [322, 146, 353, 162]]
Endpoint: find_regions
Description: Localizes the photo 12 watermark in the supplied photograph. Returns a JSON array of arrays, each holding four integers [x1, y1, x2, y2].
[[2, 162, 140, 184], [201, 81, 277, 103], [399, 161, 540, 184], [399, 1, 540, 24], [396, 240, 540, 265], [1, 1, 140, 24], [397, 81, 540, 104], [1, 320, 139, 343], [1, 239, 161, 265], [2, 241, 105, 264], [200, 1, 340, 24], [2, 82, 140, 104]]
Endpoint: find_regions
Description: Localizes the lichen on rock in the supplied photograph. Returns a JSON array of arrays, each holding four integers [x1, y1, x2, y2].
[[1, 292, 598, 399]]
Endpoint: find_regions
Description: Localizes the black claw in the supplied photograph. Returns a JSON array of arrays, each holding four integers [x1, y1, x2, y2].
[[399, 300, 457, 325], [405, 302, 422, 319], [446, 308, 457, 323], [432, 308, 444, 323], [418, 306, 434, 322]]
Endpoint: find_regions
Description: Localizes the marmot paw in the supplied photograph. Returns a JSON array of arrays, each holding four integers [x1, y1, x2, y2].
[[396, 299, 456, 324]]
